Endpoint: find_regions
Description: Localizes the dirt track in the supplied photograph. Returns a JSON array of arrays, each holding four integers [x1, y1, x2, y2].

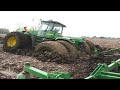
[[1, 38, 120, 79]]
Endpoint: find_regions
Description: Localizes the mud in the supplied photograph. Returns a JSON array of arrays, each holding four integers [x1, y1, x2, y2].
[[0, 38, 120, 79]]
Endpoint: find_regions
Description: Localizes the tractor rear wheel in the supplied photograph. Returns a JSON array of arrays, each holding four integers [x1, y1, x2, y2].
[[34, 41, 68, 59], [79, 42, 91, 55], [85, 40, 95, 54], [57, 40, 78, 58]]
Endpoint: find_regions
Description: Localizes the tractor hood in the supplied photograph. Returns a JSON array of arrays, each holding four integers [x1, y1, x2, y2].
[[55, 36, 85, 44]]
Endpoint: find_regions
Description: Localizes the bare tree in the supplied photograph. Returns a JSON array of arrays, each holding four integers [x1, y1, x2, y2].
[[0, 28, 10, 34]]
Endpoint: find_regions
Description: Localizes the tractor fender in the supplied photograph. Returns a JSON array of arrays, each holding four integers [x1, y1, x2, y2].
[[55, 37, 86, 48], [56, 37, 85, 43], [55, 37, 75, 44]]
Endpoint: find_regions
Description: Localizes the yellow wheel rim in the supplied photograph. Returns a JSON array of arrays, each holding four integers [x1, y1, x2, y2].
[[7, 36, 16, 47]]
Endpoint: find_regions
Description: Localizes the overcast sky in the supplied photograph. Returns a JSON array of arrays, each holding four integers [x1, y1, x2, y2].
[[0, 11, 120, 38]]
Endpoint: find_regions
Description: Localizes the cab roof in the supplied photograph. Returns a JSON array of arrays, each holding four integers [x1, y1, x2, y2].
[[41, 20, 66, 27]]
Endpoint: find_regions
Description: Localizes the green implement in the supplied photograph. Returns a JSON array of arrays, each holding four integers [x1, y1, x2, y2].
[[17, 62, 71, 79], [95, 47, 120, 56], [85, 59, 120, 79]]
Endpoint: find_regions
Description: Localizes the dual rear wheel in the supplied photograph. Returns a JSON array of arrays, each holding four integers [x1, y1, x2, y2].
[[35, 40, 95, 59]]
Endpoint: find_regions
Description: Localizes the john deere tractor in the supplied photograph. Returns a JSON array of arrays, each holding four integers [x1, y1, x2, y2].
[[3, 19, 95, 59]]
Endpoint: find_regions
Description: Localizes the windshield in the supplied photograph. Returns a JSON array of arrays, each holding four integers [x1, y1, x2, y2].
[[38, 22, 63, 34], [53, 24, 63, 34], [40, 22, 54, 31], [53, 26, 63, 33], [40, 24, 48, 30]]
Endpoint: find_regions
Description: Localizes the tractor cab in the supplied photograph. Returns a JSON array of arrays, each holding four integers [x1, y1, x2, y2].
[[37, 20, 66, 40]]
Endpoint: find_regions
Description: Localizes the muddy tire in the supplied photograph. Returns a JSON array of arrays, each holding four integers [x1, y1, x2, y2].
[[35, 41, 68, 56], [3, 32, 29, 52], [86, 40, 95, 54], [24, 34, 32, 48], [57, 40, 78, 58], [79, 42, 91, 55], [95, 45, 105, 52], [0, 37, 4, 44]]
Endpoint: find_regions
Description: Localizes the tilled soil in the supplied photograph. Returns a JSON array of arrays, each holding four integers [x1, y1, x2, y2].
[[1, 38, 120, 79]]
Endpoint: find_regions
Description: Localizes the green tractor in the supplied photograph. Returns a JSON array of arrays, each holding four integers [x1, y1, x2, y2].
[[3, 19, 95, 59]]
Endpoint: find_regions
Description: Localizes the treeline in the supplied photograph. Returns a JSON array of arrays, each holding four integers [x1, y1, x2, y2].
[[0, 28, 10, 34], [81, 36, 120, 39]]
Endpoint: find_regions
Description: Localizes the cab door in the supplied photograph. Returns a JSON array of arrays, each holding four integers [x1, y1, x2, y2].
[[44, 30, 55, 39]]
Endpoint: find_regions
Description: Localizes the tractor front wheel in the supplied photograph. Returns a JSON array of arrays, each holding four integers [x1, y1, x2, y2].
[[3, 32, 29, 52]]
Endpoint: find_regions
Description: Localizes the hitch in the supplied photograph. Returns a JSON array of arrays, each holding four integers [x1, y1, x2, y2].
[[85, 59, 120, 79], [17, 62, 71, 79]]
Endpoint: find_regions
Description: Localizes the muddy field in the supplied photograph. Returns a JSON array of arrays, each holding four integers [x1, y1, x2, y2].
[[1, 38, 120, 79]]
